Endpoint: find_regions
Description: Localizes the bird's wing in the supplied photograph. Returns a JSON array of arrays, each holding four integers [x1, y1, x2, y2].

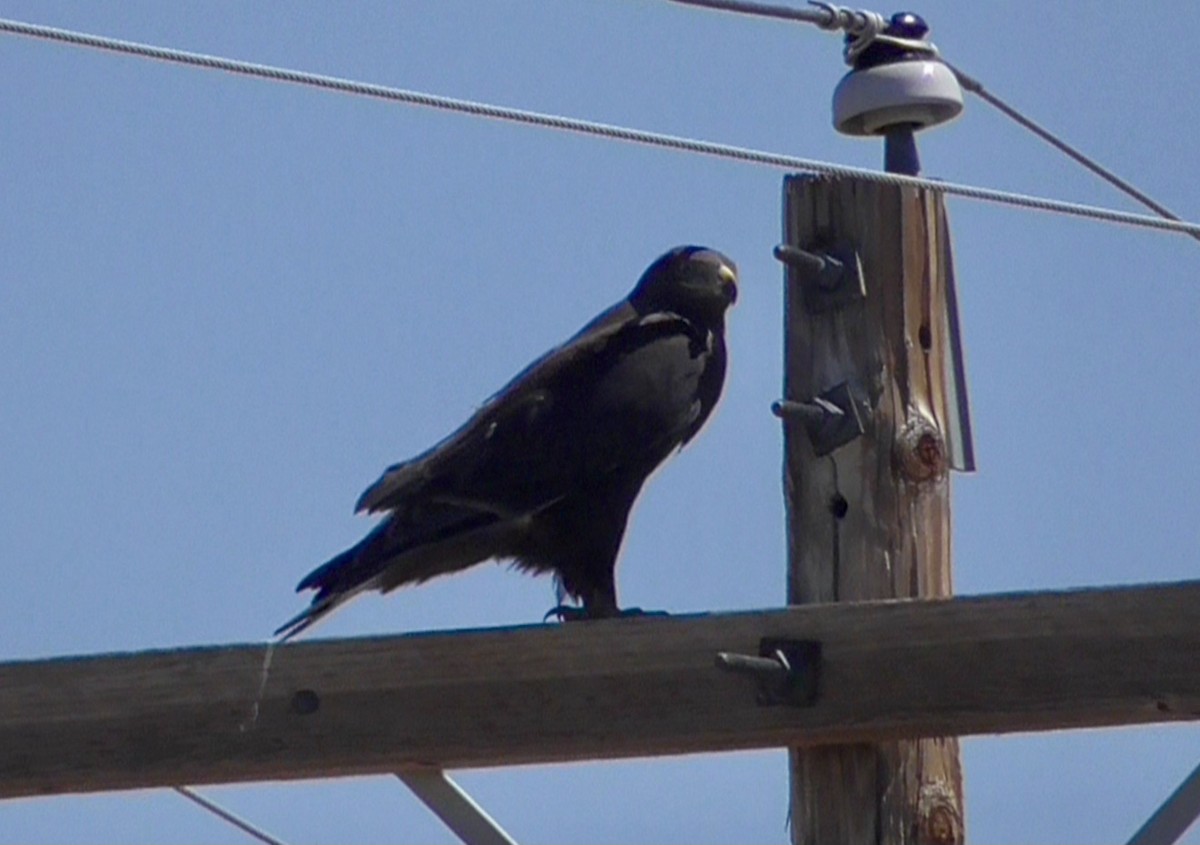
[[355, 305, 715, 517]]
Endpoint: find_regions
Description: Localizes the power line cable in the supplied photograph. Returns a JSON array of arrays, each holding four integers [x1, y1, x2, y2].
[[666, 0, 878, 29], [1, 16, 1198, 238], [667, 0, 932, 63], [173, 786, 289, 845]]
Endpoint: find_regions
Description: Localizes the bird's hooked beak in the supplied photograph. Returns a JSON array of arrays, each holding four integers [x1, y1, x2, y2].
[[716, 261, 739, 305]]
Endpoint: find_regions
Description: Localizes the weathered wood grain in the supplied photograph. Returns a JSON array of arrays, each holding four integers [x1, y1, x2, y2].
[[781, 175, 966, 844], [1, 580, 1198, 799]]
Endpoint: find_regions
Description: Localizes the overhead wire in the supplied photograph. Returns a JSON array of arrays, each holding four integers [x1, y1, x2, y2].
[[1, 16, 1199, 238], [666, 0, 934, 63], [665, 0, 879, 29]]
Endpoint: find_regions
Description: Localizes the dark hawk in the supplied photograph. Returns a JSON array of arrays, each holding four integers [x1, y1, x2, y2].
[[276, 245, 737, 639]]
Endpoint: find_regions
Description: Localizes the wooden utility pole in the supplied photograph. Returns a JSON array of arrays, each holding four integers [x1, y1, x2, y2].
[[781, 174, 967, 845]]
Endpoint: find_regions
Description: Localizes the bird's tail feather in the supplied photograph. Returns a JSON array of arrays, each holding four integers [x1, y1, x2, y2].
[[276, 508, 507, 640], [274, 528, 387, 641], [273, 600, 327, 642], [273, 588, 365, 641]]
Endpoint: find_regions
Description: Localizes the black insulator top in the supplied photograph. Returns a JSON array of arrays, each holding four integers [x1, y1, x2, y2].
[[848, 11, 932, 70], [888, 12, 929, 40]]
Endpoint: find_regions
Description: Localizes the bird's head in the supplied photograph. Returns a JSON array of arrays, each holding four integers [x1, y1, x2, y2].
[[629, 246, 738, 323]]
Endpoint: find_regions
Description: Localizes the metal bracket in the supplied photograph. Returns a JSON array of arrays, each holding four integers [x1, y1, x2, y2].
[[1126, 759, 1200, 845], [774, 242, 865, 313], [396, 769, 519, 845], [772, 381, 865, 456], [715, 638, 822, 707]]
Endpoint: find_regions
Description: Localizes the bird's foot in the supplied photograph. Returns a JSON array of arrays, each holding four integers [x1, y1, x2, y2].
[[544, 604, 587, 623], [543, 605, 669, 623]]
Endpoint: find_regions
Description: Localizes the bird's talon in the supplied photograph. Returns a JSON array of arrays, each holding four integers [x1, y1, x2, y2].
[[543, 605, 670, 623], [544, 604, 588, 623]]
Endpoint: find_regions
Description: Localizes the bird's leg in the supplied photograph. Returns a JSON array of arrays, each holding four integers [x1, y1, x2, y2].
[[583, 583, 620, 618]]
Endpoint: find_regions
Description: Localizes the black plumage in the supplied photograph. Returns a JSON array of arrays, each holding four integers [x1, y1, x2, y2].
[[276, 245, 738, 639]]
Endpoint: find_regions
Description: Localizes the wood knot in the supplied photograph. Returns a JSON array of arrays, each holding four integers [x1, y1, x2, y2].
[[896, 416, 947, 483], [918, 782, 963, 845]]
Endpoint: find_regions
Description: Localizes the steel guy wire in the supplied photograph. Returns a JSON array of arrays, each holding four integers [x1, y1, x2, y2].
[[943, 61, 1200, 244], [173, 786, 289, 845], [1, 16, 1199, 238]]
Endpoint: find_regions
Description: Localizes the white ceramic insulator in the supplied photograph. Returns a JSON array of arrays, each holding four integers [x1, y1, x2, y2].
[[833, 59, 964, 136]]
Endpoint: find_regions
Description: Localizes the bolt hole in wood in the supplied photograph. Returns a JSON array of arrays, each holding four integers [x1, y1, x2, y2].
[[291, 689, 320, 715], [918, 323, 933, 350], [829, 493, 849, 519]]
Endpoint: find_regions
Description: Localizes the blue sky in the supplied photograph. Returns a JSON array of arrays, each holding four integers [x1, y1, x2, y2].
[[1, 1, 1198, 842]]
